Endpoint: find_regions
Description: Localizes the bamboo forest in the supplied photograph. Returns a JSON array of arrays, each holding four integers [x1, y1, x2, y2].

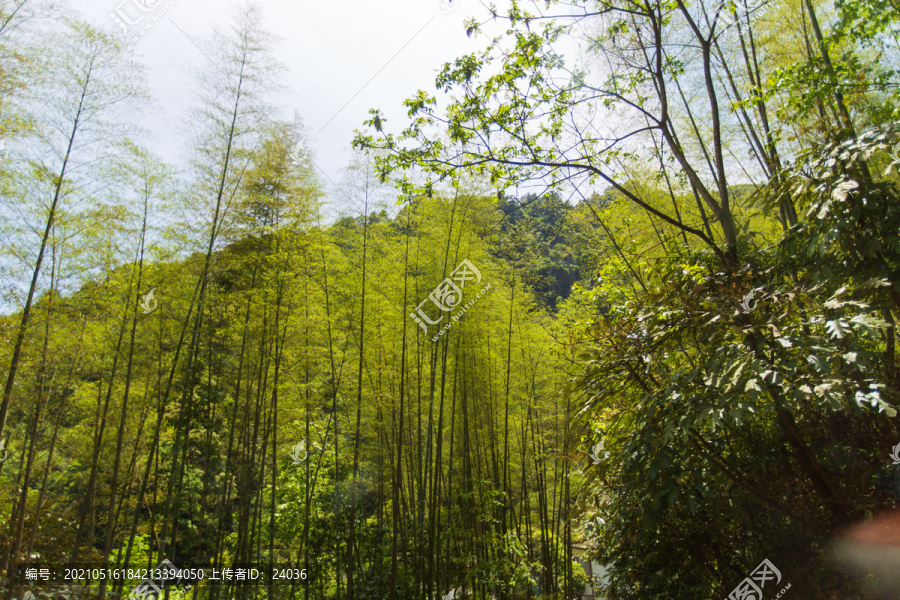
[[1, 0, 900, 598]]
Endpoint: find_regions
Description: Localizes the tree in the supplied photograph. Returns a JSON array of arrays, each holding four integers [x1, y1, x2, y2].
[[0, 25, 147, 588]]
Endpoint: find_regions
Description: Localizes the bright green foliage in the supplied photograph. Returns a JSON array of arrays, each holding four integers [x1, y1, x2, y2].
[[2, 0, 900, 599]]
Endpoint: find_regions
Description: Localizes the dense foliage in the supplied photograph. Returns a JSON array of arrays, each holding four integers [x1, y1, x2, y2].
[[1, 0, 899, 599]]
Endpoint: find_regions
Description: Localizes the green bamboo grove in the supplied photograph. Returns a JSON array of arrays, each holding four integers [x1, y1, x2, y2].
[[2, 0, 900, 598]]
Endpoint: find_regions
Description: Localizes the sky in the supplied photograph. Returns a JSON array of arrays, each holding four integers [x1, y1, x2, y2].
[[73, 0, 517, 197]]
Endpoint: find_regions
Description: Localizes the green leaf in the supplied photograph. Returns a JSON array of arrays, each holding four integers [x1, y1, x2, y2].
[[826, 319, 847, 339]]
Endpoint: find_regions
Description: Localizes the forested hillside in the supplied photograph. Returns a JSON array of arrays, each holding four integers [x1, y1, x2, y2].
[[1, 0, 899, 599]]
